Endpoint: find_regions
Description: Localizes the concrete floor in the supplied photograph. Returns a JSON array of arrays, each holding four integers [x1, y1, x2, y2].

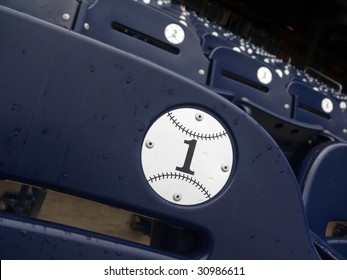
[[0, 180, 150, 245]]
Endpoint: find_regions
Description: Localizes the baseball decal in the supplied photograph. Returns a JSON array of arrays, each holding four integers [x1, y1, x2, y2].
[[141, 108, 234, 206]]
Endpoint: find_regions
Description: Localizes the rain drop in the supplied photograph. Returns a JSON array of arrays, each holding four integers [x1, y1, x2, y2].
[[13, 127, 21, 136], [89, 64, 96, 73], [125, 76, 132, 84], [138, 124, 145, 132], [41, 127, 48, 135], [102, 154, 109, 160], [11, 103, 21, 112]]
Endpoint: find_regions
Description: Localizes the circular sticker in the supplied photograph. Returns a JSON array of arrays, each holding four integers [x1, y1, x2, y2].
[[141, 108, 234, 206], [164, 23, 185, 45], [321, 98, 333, 113], [257, 66, 272, 85]]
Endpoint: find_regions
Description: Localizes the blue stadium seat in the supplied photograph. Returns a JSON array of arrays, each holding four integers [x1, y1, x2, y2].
[[298, 142, 347, 258], [80, 0, 209, 84], [0, 3, 321, 259]]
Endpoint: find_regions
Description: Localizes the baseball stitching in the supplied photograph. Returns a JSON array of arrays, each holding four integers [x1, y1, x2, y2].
[[147, 172, 211, 199], [167, 112, 227, 140]]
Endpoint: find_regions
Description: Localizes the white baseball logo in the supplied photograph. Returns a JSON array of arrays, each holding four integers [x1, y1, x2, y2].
[[141, 108, 234, 206]]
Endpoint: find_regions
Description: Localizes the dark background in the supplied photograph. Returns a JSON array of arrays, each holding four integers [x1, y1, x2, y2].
[[176, 0, 347, 92]]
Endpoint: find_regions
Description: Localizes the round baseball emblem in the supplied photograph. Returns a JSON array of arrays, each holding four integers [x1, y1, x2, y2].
[[164, 23, 185, 45], [257, 66, 272, 85], [141, 108, 234, 206]]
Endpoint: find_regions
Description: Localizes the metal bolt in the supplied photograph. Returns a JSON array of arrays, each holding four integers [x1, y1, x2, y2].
[[62, 13, 70, 21], [145, 140, 154, 149], [198, 69, 205, 76], [221, 164, 230, 172], [195, 112, 204, 121], [83, 23, 90, 30], [173, 193, 182, 201]]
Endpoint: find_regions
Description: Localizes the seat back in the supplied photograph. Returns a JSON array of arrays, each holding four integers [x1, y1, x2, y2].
[[0, 5, 319, 259], [209, 46, 293, 118], [81, 0, 209, 84], [298, 142, 347, 258], [288, 81, 347, 141]]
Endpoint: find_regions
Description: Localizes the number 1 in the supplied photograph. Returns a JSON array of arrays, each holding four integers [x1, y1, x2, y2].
[[176, 139, 197, 175]]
